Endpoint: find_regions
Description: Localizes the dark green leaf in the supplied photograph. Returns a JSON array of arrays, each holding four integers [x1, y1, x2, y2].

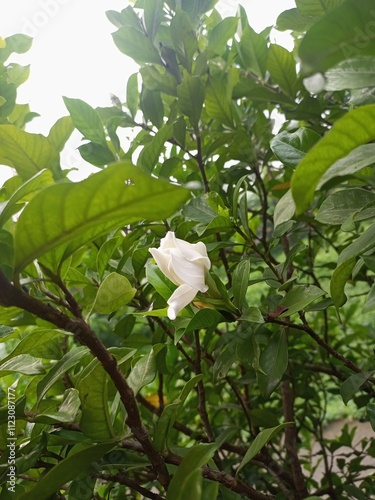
[[18, 443, 115, 500], [279, 285, 325, 316], [271, 127, 320, 168], [237, 423, 292, 473], [341, 371, 375, 404], [316, 188, 375, 225], [258, 331, 288, 398], [232, 258, 251, 310]]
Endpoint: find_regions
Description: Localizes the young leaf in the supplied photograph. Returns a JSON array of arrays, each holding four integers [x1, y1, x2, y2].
[[127, 347, 158, 395], [91, 273, 136, 315], [47, 116, 74, 152]]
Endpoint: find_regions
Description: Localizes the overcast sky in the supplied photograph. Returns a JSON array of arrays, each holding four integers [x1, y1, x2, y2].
[[0, 0, 295, 181]]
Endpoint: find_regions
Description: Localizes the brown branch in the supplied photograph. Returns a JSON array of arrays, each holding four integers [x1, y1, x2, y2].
[[92, 472, 163, 500], [0, 270, 170, 488], [281, 379, 309, 499]]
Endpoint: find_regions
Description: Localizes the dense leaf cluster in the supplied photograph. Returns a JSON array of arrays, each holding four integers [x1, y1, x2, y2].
[[0, 0, 375, 498]]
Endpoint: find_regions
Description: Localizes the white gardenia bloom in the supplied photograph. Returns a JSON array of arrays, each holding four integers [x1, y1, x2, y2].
[[149, 231, 211, 320]]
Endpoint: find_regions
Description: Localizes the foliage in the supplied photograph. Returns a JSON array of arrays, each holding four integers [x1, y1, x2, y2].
[[0, 1, 375, 498]]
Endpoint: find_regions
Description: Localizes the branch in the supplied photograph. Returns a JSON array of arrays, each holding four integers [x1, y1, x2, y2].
[[0, 270, 170, 488]]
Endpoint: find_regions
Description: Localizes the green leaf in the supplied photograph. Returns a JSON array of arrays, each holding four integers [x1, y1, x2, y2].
[[0, 34, 32, 63], [79, 142, 115, 167], [367, 402, 375, 431], [127, 346, 160, 395], [299, 0, 375, 73], [319, 143, 375, 186], [0, 354, 45, 377], [77, 359, 115, 440], [14, 162, 190, 273], [177, 73, 205, 131], [166, 443, 218, 500], [232, 258, 251, 310], [170, 11, 198, 72], [140, 66, 178, 96], [34, 388, 81, 424], [146, 263, 175, 301], [330, 258, 356, 307], [143, 0, 164, 42], [205, 78, 234, 127], [3, 327, 62, 361], [237, 423, 292, 474], [315, 188, 375, 225], [18, 443, 115, 500], [341, 371, 375, 405], [363, 284, 375, 313], [141, 88, 164, 128], [37, 346, 89, 405], [96, 237, 121, 279], [47, 116, 74, 152], [273, 190, 296, 230], [291, 105, 375, 214], [91, 273, 136, 315], [257, 331, 288, 398], [207, 17, 238, 55], [270, 127, 320, 168], [267, 44, 298, 97], [184, 309, 225, 335], [7, 63, 30, 87], [0, 125, 60, 181], [153, 375, 203, 452], [325, 56, 375, 90], [279, 285, 325, 316], [112, 26, 162, 65], [236, 25, 268, 78], [126, 73, 139, 118], [63, 97, 107, 147], [276, 8, 312, 32], [0, 169, 54, 229], [138, 124, 173, 171]]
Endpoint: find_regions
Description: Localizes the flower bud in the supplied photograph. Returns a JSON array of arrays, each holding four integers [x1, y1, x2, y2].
[[149, 231, 211, 320]]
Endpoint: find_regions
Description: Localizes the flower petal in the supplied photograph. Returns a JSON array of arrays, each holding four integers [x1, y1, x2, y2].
[[168, 249, 208, 291], [167, 284, 198, 320]]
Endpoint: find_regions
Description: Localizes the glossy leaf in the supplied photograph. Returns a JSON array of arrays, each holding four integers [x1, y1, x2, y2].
[[237, 423, 292, 473], [292, 105, 375, 214], [18, 443, 115, 500], [128, 347, 159, 395], [0, 354, 45, 377], [330, 258, 356, 307], [273, 190, 295, 229], [166, 443, 218, 500], [77, 359, 115, 440], [14, 162, 190, 273], [0, 125, 60, 181], [232, 258, 251, 310], [258, 331, 288, 398], [37, 346, 89, 405], [34, 389, 81, 424], [279, 285, 325, 316], [91, 273, 136, 315], [341, 371, 375, 404]]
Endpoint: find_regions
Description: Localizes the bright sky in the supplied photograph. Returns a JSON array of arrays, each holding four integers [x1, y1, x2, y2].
[[0, 0, 295, 181]]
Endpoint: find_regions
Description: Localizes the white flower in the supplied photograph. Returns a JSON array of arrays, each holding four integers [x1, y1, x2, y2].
[[149, 231, 211, 320], [303, 73, 326, 94]]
